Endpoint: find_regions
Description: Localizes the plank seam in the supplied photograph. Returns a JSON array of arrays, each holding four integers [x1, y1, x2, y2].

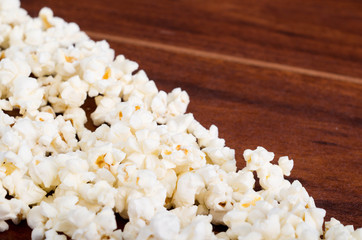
[[86, 30, 362, 85]]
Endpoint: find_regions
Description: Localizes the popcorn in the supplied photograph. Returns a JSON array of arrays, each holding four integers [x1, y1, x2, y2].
[[178, 215, 216, 240], [28, 156, 59, 188], [38, 7, 54, 30], [78, 180, 116, 208], [0, 2, 360, 240], [123, 218, 147, 240], [0, 221, 9, 232], [0, 0, 20, 11], [0, 182, 29, 227], [137, 211, 181, 240], [128, 197, 156, 222], [63, 107, 87, 133], [13, 176, 47, 205], [151, 88, 189, 124], [0, 58, 31, 86], [325, 218, 362, 240], [94, 206, 117, 235], [126, 70, 158, 108], [227, 170, 255, 194], [44, 229, 67, 240], [170, 206, 198, 228], [59, 75, 88, 107], [278, 156, 294, 176], [244, 146, 274, 171], [91, 96, 120, 125], [158, 169, 177, 198], [173, 172, 205, 207], [204, 181, 234, 211], [9, 76, 44, 115], [257, 164, 284, 190]]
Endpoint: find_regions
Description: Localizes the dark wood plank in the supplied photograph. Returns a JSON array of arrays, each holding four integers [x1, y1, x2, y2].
[[21, 0, 362, 79]]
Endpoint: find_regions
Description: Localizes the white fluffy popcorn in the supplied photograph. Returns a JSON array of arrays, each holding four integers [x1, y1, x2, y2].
[[325, 218, 362, 240], [9, 76, 44, 115], [0, 1, 360, 240], [59, 75, 88, 108], [173, 172, 205, 207]]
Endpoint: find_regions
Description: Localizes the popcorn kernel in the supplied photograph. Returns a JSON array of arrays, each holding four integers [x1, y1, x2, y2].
[[41, 15, 53, 29], [65, 55, 76, 63], [2, 161, 17, 176], [59, 132, 66, 142], [242, 196, 261, 208], [96, 154, 110, 170], [102, 67, 111, 79]]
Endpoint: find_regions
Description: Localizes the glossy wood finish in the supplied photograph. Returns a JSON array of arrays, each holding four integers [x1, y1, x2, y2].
[[23, 0, 362, 79], [1, 0, 361, 239]]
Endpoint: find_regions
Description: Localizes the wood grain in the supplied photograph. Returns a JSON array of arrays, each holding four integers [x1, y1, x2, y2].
[[22, 0, 362, 79], [1, 0, 361, 239]]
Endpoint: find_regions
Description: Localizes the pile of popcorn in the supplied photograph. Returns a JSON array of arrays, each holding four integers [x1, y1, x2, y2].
[[0, 1, 361, 239]]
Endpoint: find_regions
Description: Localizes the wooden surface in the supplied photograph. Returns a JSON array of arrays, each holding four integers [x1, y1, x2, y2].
[[2, 0, 362, 238]]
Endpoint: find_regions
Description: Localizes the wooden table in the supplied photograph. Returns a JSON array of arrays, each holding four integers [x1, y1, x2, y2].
[[2, 0, 361, 238]]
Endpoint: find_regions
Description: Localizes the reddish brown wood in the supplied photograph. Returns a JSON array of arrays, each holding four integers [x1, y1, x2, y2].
[[1, 0, 361, 239], [22, 0, 362, 79]]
